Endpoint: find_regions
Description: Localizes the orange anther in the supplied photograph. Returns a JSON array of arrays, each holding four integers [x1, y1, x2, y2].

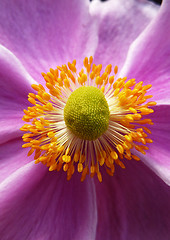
[[114, 66, 118, 74]]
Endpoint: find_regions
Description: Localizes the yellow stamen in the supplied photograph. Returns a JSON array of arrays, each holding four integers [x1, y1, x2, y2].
[[21, 56, 155, 182]]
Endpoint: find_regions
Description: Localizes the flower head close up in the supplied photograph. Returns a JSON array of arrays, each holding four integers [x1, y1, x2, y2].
[[0, 0, 170, 239]]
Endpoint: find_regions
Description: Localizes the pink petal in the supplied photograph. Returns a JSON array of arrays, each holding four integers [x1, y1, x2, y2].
[[120, 0, 170, 104], [0, 167, 97, 240], [95, 160, 170, 240], [0, 139, 33, 183], [90, 0, 159, 70], [137, 105, 170, 185], [0, 136, 97, 239], [0, 0, 98, 83], [0, 45, 35, 144]]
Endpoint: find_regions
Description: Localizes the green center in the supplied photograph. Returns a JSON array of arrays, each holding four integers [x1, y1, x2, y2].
[[64, 86, 110, 141]]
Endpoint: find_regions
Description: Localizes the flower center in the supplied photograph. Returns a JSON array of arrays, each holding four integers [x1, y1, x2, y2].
[[20, 56, 156, 182], [64, 86, 110, 141]]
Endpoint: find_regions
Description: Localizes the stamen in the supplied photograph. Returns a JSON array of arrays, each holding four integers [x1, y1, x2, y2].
[[21, 57, 155, 182]]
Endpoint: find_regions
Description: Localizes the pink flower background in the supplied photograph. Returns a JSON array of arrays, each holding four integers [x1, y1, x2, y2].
[[0, 0, 170, 239]]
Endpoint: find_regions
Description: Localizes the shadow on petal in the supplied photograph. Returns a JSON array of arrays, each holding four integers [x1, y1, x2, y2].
[[94, 159, 170, 240]]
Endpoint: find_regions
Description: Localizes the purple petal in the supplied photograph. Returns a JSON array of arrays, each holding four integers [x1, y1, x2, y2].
[[90, 0, 159, 70], [0, 135, 97, 239], [0, 0, 98, 82], [0, 45, 35, 144], [137, 105, 170, 185], [120, 0, 170, 104], [0, 169, 97, 240], [0, 139, 34, 183], [95, 160, 170, 240]]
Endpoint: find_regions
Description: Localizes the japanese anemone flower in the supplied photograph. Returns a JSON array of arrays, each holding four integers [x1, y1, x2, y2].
[[0, 0, 170, 239]]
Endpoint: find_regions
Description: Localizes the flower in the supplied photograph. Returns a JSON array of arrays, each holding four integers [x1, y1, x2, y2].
[[0, 0, 170, 239]]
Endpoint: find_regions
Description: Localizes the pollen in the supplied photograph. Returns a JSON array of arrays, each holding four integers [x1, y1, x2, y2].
[[21, 56, 156, 182]]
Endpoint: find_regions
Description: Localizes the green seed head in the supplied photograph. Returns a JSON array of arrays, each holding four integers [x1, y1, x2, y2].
[[64, 86, 110, 141]]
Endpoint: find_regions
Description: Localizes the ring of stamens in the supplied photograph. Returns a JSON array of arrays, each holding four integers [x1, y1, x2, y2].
[[21, 56, 156, 182]]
